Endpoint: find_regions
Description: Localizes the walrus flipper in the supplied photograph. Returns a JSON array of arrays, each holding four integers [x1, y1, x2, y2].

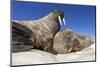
[[12, 22, 33, 38], [12, 22, 35, 52]]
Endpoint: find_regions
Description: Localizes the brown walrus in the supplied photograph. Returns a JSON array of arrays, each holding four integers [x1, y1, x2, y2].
[[12, 10, 64, 54], [53, 29, 94, 54], [12, 10, 94, 54]]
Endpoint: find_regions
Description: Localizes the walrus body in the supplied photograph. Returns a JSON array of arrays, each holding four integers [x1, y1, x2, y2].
[[53, 29, 94, 54], [12, 10, 94, 54], [12, 22, 35, 52], [13, 11, 64, 54]]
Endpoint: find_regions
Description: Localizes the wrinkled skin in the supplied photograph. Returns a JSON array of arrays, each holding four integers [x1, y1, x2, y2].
[[53, 29, 94, 54]]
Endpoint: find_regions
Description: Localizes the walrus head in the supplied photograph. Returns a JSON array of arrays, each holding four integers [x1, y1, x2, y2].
[[73, 35, 94, 51], [67, 34, 94, 52], [47, 10, 65, 27], [34, 10, 65, 36], [60, 29, 94, 52], [53, 29, 94, 54], [40, 10, 66, 35], [52, 10, 64, 19]]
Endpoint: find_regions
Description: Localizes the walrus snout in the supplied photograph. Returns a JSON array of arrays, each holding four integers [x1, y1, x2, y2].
[[53, 10, 64, 20], [51, 10, 64, 23], [52, 10, 67, 27], [67, 33, 94, 52]]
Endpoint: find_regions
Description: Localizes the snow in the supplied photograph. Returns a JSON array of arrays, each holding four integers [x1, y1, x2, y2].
[[12, 44, 95, 66]]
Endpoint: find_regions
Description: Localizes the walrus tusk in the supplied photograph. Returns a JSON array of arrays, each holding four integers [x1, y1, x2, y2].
[[68, 48, 72, 53], [63, 18, 66, 25], [58, 16, 66, 26], [58, 16, 62, 26]]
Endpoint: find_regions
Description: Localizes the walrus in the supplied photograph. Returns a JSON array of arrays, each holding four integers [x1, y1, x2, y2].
[[12, 22, 35, 52], [12, 10, 65, 54], [53, 29, 94, 54]]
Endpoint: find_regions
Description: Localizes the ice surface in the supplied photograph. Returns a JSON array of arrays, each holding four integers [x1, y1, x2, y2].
[[12, 44, 95, 66]]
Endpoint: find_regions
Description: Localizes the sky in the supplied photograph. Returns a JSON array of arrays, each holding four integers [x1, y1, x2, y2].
[[11, 1, 96, 40]]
